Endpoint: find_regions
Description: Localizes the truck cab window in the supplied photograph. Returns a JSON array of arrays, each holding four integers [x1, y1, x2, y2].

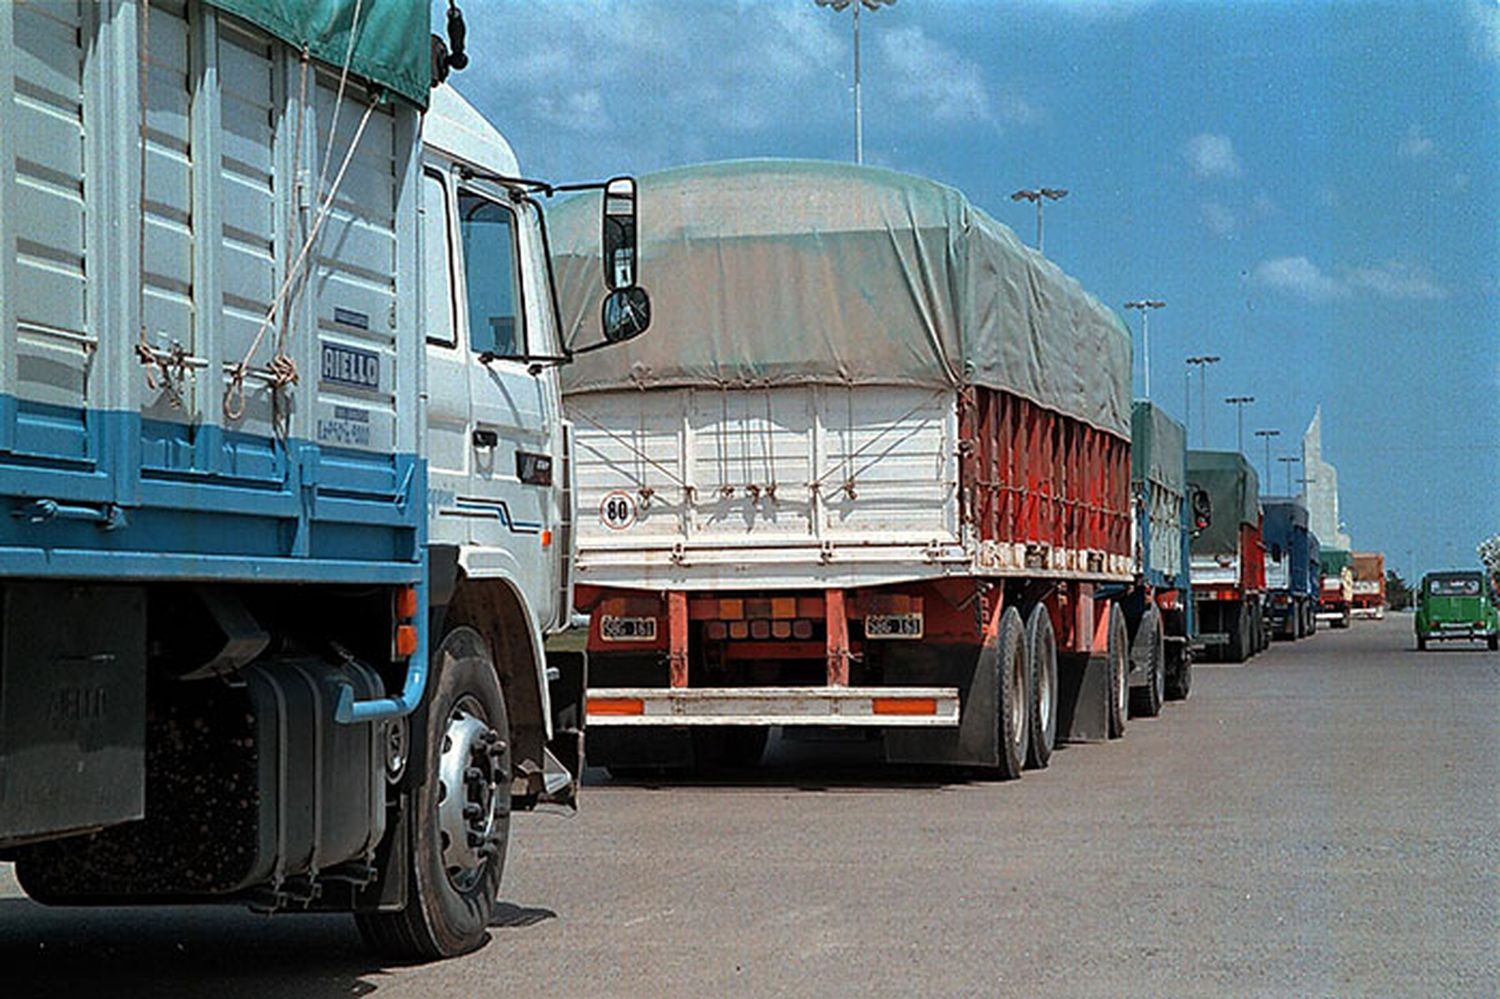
[[458, 191, 525, 357], [422, 172, 457, 347]]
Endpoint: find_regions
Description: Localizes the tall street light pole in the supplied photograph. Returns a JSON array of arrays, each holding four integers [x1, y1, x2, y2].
[[1224, 393, 1260, 450], [1010, 187, 1068, 254], [1124, 299, 1166, 398], [1277, 454, 1302, 494], [1254, 429, 1281, 491], [815, 0, 897, 165], [1185, 355, 1219, 446]]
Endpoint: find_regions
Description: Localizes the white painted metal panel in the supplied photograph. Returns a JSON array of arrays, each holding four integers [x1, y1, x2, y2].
[[571, 384, 960, 589], [586, 686, 961, 727], [8, 1, 91, 414]]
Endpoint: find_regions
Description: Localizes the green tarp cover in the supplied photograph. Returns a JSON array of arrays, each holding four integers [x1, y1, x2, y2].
[[1188, 450, 1260, 554], [552, 160, 1132, 439], [1321, 548, 1352, 574], [205, 0, 429, 107], [1131, 401, 1186, 495]]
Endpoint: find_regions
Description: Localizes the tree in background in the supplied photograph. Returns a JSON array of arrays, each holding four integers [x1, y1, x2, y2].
[[1385, 570, 1412, 610], [1479, 534, 1500, 599]]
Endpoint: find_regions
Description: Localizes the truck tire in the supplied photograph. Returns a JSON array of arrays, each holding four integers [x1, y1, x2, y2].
[[1165, 642, 1192, 702], [357, 627, 511, 960], [1107, 602, 1128, 739], [1415, 633, 1427, 652], [990, 606, 1030, 779], [1024, 604, 1057, 770], [1488, 634, 1497, 652], [1228, 604, 1251, 664], [1129, 605, 1164, 719]]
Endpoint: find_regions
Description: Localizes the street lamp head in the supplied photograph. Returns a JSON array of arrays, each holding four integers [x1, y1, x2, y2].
[[1125, 299, 1166, 311], [1225, 395, 1255, 405], [1040, 187, 1068, 201], [1011, 189, 1039, 203], [1253, 429, 1281, 438]]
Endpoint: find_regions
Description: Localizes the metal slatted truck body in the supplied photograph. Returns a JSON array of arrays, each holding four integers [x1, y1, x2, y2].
[[1126, 401, 1196, 708], [0, 0, 643, 959], [1187, 450, 1267, 663], [552, 161, 1139, 777]]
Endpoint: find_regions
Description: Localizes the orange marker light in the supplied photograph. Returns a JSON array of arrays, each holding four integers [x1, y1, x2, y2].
[[872, 697, 938, 716], [588, 697, 645, 717], [394, 624, 418, 658], [541, 530, 553, 548], [395, 585, 419, 621]]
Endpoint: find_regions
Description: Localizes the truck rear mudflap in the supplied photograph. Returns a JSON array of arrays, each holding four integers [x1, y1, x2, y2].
[[587, 686, 960, 728]]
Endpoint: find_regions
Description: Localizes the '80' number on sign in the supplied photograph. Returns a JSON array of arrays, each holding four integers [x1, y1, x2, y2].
[[600, 491, 637, 530]]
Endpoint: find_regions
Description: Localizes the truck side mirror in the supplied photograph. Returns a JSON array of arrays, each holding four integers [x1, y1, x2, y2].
[[1190, 486, 1211, 532], [601, 286, 651, 343], [602, 177, 638, 291]]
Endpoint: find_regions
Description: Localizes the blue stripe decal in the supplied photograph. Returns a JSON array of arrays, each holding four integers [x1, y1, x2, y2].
[[449, 496, 544, 534]]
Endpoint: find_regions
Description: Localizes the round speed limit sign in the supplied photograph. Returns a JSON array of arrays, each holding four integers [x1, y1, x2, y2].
[[599, 490, 637, 530]]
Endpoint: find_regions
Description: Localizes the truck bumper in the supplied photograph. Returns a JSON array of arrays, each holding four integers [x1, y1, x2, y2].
[[587, 686, 960, 728]]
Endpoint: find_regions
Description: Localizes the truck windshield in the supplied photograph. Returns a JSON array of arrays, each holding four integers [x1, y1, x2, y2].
[[1429, 577, 1480, 596]]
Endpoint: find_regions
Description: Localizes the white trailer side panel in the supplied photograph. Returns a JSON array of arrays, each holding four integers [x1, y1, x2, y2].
[[570, 385, 963, 590]]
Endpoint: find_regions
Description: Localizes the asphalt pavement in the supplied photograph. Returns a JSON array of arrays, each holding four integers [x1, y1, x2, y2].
[[1, 612, 1495, 998]]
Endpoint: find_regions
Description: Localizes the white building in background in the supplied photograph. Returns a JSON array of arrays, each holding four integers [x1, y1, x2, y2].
[[1303, 406, 1352, 549]]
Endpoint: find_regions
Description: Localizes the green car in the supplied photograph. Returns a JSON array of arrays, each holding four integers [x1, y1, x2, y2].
[[1414, 571, 1500, 651]]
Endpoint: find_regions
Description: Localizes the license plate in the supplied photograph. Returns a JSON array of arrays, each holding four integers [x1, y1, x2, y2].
[[864, 613, 924, 640], [600, 616, 657, 642]]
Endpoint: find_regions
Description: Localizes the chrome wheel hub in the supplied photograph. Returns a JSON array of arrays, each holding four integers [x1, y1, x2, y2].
[[437, 697, 506, 893]]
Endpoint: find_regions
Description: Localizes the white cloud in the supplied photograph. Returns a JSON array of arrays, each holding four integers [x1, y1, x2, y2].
[[1397, 124, 1435, 160], [1251, 256, 1449, 303], [1200, 201, 1237, 238], [1252, 257, 1347, 302], [1468, 0, 1500, 61], [878, 26, 996, 125], [1343, 261, 1449, 300], [1183, 133, 1243, 179]]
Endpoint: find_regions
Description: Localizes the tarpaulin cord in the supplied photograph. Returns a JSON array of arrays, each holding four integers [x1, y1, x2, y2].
[[811, 386, 950, 494], [760, 383, 778, 501], [224, 0, 372, 424], [570, 406, 688, 492]]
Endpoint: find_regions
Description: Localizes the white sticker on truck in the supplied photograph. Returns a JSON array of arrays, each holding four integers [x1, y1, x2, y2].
[[600, 490, 638, 530]]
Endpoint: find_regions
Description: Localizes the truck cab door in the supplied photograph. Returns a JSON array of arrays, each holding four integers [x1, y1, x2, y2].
[[421, 169, 473, 547], [452, 184, 560, 626]]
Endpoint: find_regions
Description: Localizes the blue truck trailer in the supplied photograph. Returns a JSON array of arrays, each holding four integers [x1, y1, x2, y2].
[[1124, 402, 1202, 710], [1262, 497, 1317, 640], [0, 0, 645, 959]]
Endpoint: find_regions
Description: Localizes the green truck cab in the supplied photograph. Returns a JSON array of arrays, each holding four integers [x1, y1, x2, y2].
[[1414, 571, 1500, 651]]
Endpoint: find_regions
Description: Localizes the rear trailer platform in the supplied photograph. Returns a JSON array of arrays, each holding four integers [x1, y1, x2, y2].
[[587, 686, 960, 727]]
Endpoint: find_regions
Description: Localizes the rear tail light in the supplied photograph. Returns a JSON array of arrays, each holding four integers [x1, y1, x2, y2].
[[393, 585, 419, 661]]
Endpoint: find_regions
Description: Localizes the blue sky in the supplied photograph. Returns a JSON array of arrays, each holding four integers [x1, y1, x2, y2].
[[444, 0, 1499, 580]]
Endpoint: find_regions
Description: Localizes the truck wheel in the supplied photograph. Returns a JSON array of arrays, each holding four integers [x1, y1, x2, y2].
[[1229, 604, 1251, 663], [356, 627, 510, 960], [1488, 634, 1497, 652], [1107, 602, 1128, 738], [1165, 643, 1192, 701], [1129, 605, 1164, 719], [1415, 633, 1427, 652], [1024, 604, 1057, 770], [989, 606, 1030, 779]]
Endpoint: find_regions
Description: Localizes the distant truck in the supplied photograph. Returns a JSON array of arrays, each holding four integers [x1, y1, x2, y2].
[[1351, 551, 1387, 619], [1188, 451, 1267, 662], [1128, 402, 1204, 706], [1414, 571, 1499, 651], [1318, 549, 1355, 629], [0, 1, 647, 959], [553, 161, 1139, 779], [1262, 497, 1317, 640]]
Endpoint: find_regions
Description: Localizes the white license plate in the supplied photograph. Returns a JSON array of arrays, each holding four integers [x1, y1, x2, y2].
[[864, 613, 924, 640], [600, 616, 658, 642]]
